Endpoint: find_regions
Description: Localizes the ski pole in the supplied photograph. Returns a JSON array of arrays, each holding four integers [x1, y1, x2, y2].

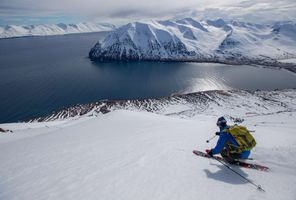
[[206, 135, 217, 143], [212, 157, 265, 192]]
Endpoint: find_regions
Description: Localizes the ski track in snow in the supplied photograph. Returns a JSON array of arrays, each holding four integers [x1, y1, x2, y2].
[[0, 90, 296, 200]]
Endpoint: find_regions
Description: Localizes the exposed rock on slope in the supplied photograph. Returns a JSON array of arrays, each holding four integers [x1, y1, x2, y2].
[[31, 89, 296, 122]]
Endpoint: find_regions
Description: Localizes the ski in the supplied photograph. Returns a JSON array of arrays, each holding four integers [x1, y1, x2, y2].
[[193, 150, 270, 172]]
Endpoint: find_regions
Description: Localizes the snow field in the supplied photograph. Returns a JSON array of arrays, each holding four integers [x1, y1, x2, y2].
[[1, 110, 296, 200]]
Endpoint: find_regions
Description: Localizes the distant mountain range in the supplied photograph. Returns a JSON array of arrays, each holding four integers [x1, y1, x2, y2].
[[0, 22, 115, 38], [89, 18, 296, 68]]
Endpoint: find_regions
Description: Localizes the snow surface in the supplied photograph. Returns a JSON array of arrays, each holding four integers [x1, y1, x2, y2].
[[1, 91, 296, 200], [0, 22, 115, 39], [279, 58, 296, 64]]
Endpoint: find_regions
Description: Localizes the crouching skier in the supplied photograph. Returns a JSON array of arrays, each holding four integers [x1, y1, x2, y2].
[[207, 117, 256, 164]]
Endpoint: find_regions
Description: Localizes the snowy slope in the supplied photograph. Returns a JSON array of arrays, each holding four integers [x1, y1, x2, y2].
[[279, 58, 296, 64], [89, 18, 296, 66], [1, 89, 296, 199], [217, 21, 296, 60], [0, 22, 115, 38], [1, 109, 296, 200]]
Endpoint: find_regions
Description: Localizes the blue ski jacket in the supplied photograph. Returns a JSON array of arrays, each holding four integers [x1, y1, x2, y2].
[[211, 126, 250, 159]]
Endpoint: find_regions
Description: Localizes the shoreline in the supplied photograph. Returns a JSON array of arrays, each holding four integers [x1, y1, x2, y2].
[[89, 57, 296, 74]]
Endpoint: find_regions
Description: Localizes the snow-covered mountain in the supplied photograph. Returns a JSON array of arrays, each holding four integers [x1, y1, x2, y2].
[[89, 18, 296, 67], [1, 89, 296, 200], [0, 22, 115, 38]]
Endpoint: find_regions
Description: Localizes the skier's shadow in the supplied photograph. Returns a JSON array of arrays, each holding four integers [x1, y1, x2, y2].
[[204, 162, 249, 185]]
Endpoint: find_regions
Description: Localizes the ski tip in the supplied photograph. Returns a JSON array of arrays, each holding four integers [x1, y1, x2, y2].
[[259, 166, 270, 172]]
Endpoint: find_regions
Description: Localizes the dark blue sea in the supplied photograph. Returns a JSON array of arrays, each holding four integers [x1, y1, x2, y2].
[[0, 32, 296, 123]]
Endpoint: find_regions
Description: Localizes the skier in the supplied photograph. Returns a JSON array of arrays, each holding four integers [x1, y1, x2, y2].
[[207, 117, 251, 163]]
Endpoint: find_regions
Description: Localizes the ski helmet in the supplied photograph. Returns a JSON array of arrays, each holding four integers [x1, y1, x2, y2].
[[216, 117, 227, 127]]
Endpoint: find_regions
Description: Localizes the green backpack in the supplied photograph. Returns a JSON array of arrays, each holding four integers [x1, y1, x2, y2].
[[225, 125, 256, 152]]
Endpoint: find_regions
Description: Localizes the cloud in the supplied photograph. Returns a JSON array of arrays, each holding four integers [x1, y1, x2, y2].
[[0, 0, 198, 16], [189, 0, 296, 23], [0, 0, 295, 25]]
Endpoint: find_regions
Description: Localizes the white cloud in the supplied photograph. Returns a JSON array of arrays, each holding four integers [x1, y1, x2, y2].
[[0, 0, 295, 24], [188, 0, 296, 23]]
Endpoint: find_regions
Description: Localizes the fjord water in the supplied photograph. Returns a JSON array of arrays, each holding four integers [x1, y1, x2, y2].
[[0, 32, 296, 123]]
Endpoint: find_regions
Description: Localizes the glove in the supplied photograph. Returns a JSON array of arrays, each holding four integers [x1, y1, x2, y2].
[[215, 132, 220, 135], [206, 149, 214, 157]]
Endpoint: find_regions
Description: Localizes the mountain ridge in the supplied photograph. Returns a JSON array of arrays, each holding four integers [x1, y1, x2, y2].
[[89, 18, 296, 69], [0, 22, 115, 38], [29, 89, 296, 122]]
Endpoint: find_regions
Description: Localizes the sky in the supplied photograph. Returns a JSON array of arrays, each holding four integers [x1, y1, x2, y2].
[[0, 0, 296, 25]]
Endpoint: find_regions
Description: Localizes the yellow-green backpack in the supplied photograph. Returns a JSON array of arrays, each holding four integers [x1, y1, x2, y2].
[[225, 125, 256, 152]]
